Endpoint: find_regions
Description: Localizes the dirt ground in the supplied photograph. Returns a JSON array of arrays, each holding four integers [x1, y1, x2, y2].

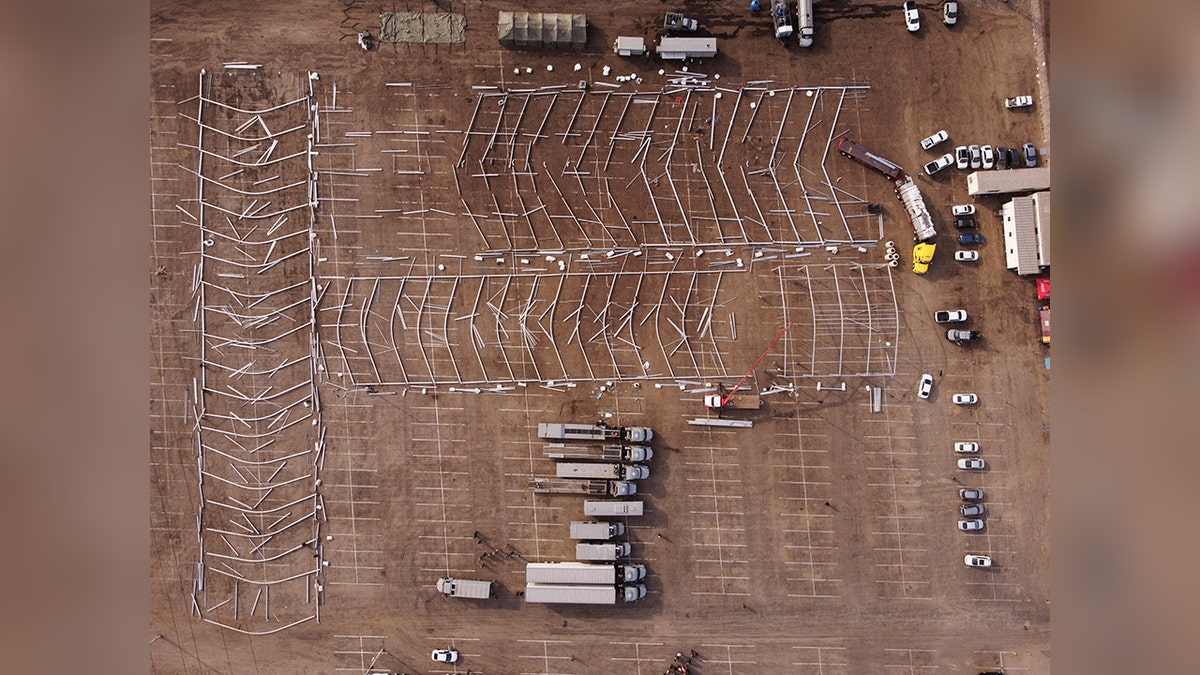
[[150, 1, 1050, 673]]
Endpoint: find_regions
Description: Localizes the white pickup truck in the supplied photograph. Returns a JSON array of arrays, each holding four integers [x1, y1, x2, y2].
[[1004, 95, 1034, 109]]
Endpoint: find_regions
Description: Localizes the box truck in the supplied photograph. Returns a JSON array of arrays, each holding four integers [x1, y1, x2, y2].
[[525, 561, 646, 584], [524, 582, 646, 604], [576, 542, 631, 561], [556, 462, 649, 481], [569, 521, 626, 540], [436, 577, 492, 599], [584, 500, 644, 517]]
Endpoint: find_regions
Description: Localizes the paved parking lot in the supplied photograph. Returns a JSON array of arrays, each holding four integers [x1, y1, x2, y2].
[[151, 1, 1050, 672]]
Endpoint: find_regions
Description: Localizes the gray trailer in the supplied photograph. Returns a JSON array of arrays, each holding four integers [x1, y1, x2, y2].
[[576, 542, 631, 561], [569, 521, 626, 540], [584, 500, 644, 517], [556, 462, 649, 481], [538, 422, 653, 443], [525, 561, 646, 584], [657, 36, 717, 60], [543, 443, 653, 462], [436, 577, 492, 599], [524, 582, 646, 604], [529, 477, 636, 496]]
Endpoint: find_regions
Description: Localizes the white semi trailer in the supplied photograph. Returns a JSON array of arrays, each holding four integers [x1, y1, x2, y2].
[[524, 582, 647, 604], [537, 422, 653, 443], [569, 521, 626, 540], [576, 542, 631, 561], [543, 443, 653, 462], [556, 462, 649, 480], [525, 561, 646, 584], [584, 500, 644, 517]]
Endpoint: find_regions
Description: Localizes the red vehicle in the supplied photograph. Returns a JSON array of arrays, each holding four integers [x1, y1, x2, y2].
[[837, 138, 904, 180]]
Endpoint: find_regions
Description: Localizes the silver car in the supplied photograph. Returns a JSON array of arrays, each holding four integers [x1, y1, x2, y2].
[[958, 518, 985, 531], [968, 144, 982, 169], [961, 503, 985, 517], [959, 487, 985, 500]]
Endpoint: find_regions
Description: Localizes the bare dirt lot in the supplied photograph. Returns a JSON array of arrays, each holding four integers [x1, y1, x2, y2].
[[151, 1, 1050, 673]]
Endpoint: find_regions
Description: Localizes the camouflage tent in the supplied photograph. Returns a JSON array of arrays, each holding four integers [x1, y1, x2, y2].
[[498, 11, 586, 50]]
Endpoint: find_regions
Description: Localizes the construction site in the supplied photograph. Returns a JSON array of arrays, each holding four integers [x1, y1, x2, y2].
[[150, 1, 1051, 673]]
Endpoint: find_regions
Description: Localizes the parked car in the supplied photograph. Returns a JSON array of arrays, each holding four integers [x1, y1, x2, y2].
[[954, 250, 979, 262], [1006, 147, 1020, 168], [903, 1, 920, 31], [957, 232, 985, 245], [951, 204, 975, 216], [954, 441, 979, 453], [946, 329, 981, 344], [924, 153, 955, 175], [968, 144, 981, 169], [1023, 142, 1038, 167], [957, 457, 986, 470], [961, 503, 986, 517], [959, 487, 985, 500], [964, 554, 992, 567], [432, 649, 460, 663], [917, 373, 934, 399], [943, 0, 959, 25], [955, 145, 969, 169], [935, 309, 968, 323], [921, 129, 949, 150], [1005, 95, 1034, 109], [996, 146, 1009, 169], [958, 518, 985, 531], [954, 216, 977, 230], [953, 393, 979, 405], [981, 145, 995, 169]]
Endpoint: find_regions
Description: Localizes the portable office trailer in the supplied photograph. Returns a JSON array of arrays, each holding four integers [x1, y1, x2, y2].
[[657, 37, 717, 60]]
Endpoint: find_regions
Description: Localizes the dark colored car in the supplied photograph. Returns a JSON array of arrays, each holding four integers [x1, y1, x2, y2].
[[1006, 148, 1020, 168], [957, 232, 985, 245], [954, 217, 977, 229], [996, 146, 1009, 169]]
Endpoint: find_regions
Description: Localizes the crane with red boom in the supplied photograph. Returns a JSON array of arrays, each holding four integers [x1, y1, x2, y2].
[[704, 322, 792, 409]]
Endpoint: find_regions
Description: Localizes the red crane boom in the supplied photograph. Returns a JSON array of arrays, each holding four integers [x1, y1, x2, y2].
[[705, 321, 792, 408]]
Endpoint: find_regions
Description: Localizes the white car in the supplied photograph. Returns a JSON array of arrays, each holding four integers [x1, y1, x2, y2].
[[943, 1, 959, 25], [981, 145, 995, 169], [924, 153, 955, 175], [1005, 95, 1034, 109], [955, 145, 969, 169], [432, 649, 460, 663], [958, 518, 985, 531], [954, 250, 979, 262], [954, 441, 979, 453], [953, 393, 979, 405], [951, 204, 975, 216], [921, 129, 949, 150], [964, 554, 992, 567], [917, 373, 934, 399], [957, 457, 986, 470], [968, 144, 982, 169], [934, 309, 968, 323], [903, 1, 920, 31]]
